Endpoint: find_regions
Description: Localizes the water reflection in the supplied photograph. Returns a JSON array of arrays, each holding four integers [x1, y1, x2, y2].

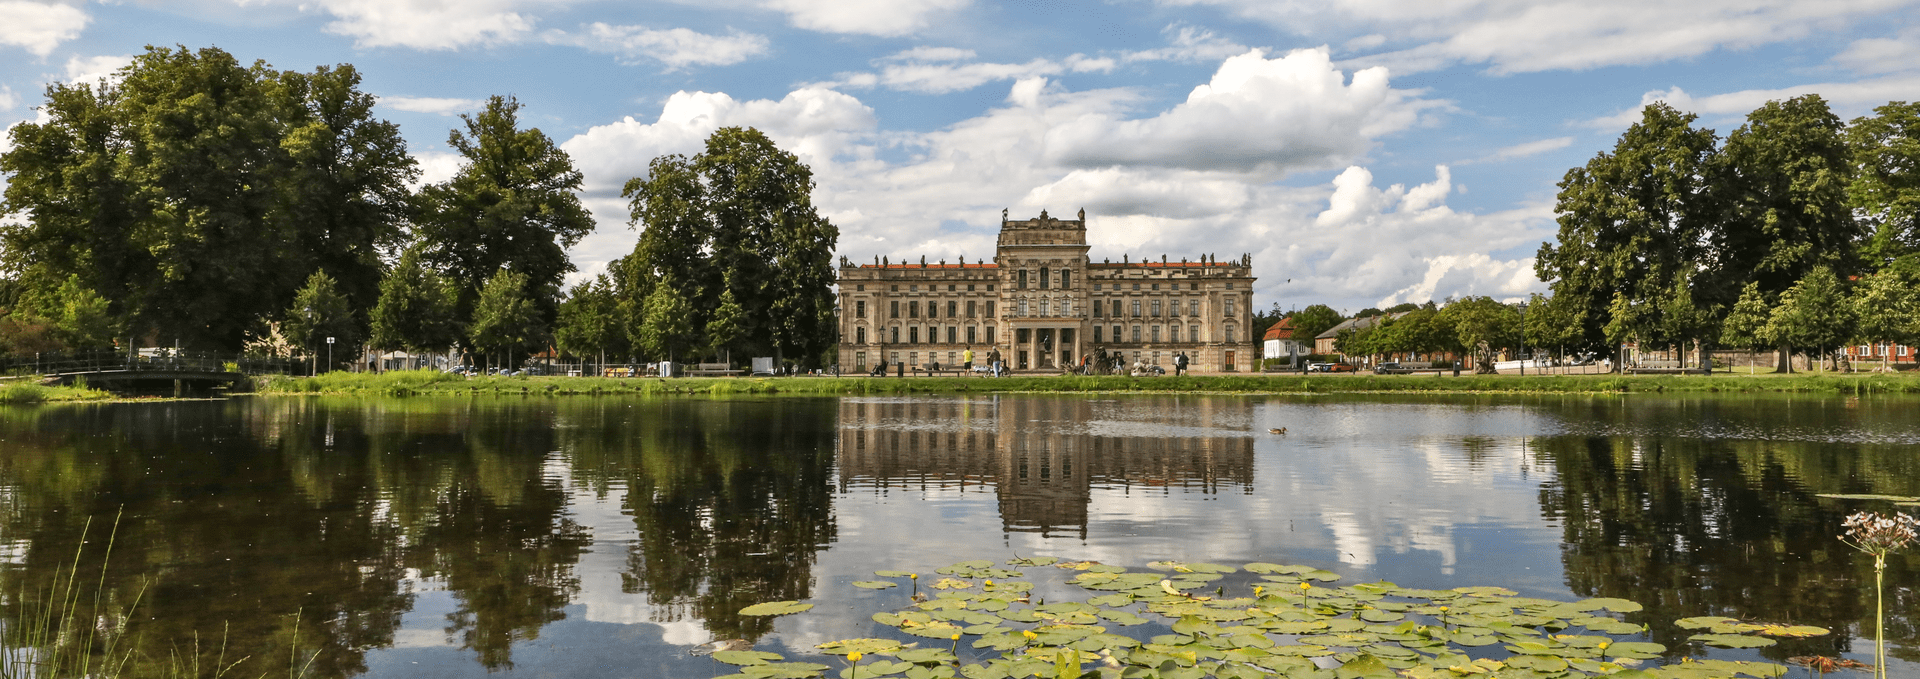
[[0, 394, 1914, 677], [835, 397, 1253, 538]]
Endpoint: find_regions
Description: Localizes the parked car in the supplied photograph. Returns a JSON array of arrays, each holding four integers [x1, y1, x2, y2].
[[1324, 362, 1356, 373], [1373, 362, 1406, 374]]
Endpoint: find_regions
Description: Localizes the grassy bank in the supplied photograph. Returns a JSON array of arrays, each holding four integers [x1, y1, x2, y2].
[[253, 368, 1920, 397], [0, 379, 118, 404]]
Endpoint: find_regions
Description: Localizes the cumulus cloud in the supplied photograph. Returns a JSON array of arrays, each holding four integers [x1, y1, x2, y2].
[[410, 151, 466, 189], [760, 0, 969, 37], [554, 51, 1532, 309], [1170, 0, 1919, 75], [816, 48, 1114, 94], [63, 54, 131, 84], [1587, 75, 1920, 129], [1832, 30, 1920, 75], [381, 96, 483, 115], [1041, 48, 1439, 175], [0, 1, 88, 56], [0, 85, 17, 113], [1459, 136, 1572, 165], [545, 23, 769, 69]]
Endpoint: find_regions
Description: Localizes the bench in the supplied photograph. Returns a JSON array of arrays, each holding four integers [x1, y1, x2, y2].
[[685, 362, 746, 377], [914, 362, 971, 377]]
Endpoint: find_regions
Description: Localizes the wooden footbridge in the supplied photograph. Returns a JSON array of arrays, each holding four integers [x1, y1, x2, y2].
[[2, 349, 303, 396]]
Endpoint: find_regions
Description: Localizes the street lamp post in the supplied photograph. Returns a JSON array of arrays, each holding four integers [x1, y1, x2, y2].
[[1517, 301, 1528, 376], [304, 306, 314, 377], [326, 336, 335, 375]]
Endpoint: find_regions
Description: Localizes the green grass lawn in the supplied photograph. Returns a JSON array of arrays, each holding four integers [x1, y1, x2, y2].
[[249, 368, 1920, 397]]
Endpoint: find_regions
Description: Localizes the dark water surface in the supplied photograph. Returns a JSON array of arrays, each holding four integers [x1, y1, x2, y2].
[[0, 393, 1915, 676]]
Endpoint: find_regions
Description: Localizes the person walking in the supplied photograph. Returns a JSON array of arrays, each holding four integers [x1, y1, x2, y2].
[[1174, 352, 1187, 376]]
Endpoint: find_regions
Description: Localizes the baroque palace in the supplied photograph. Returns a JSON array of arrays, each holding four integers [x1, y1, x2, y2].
[[836, 209, 1257, 374]]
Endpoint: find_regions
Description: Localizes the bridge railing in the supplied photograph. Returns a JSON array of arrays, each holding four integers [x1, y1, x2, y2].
[[0, 349, 306, 377]]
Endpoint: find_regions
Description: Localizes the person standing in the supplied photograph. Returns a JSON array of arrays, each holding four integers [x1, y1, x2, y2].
[[963, 346, 974, 372]]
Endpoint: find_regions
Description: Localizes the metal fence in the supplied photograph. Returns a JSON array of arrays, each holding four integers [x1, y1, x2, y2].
[[0, 349, 305, 377]]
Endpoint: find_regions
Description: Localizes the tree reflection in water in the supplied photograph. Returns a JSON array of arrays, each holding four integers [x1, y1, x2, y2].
[[1536, 396, 1920, 663]]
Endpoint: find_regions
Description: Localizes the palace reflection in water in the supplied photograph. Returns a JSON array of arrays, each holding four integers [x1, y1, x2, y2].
[[0, 394, 1914, 678], [834, 397, 1253, 538]]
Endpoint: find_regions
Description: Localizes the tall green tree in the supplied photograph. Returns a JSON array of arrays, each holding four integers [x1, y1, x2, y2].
[[282, 270, 357, 372], [1848, 101, 1920, 263], [1763, 266, 1855, 371], [416, 95, 592, 333], [1442, 296, 1520, 373], [553, 275, 625, 370], [47, 274, 116, 350], [1523, 293, 1585, 363], [1718, 283, 1778, 371], [273, 64, 419, 316], [1850, 258, 1920, 370], [1287, 304, 1344, 349], [635, 274, 697, 362], [468, 270, 543, 370], [0, 45, 415, 350], [368, 248, 461, 355], [1537, 103, 1719, 356], [1711, 95, 1861, 370], [619, 127, 838, 366]]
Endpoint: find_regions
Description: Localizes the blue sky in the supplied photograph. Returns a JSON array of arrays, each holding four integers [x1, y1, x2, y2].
[[2, 0, 1917, 314]]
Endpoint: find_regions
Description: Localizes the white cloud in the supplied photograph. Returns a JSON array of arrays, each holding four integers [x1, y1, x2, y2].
[[1040, 48, 1438, 175], [0, 85, 17, 113], [1120, 24, 1249, 63], [0, 1, 88, 56], [1459, 136, 1572, 165], [1832, 30, 1920, 75], [760, 0, 968, 37], [63, 54, 131, 84], [382, 96, 483, 115], [1587, 75, 1920, 129], [411, 151, 465, 189], [817, 49, 1114, 94], [286, 0, 543, 50], [1172, 0, 1919, 75], [546, 23, 769, 69], [555, 51, 1529, 309]]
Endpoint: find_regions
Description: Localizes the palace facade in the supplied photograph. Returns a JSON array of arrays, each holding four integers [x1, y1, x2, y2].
[[835, 210, 1257, 374]]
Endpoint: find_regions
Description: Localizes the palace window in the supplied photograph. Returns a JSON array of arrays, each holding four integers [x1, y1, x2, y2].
[[1170, 325, 1180, 342], [1190, 325, 1199, 341], [967, 300, 977, 317], [1061, 271, 1072, 289], [856, 300, 866, 318], [948, 326, 957, 343], [1226, 326, 1235, 343], [967, 326, 977, 344], [1151, 325, 1160, 342], [1151, 300, 1162, 317], [1019, 299, 1030, 316], [948, 300, 957, 317], [1040, 268, 1050, 289], [1110, 300, 1122, 317], [1130, 300, 1141, 317], [1112, 325, 1121, 343], [925, 301, 936, 319], [910, 327, 919, 343], [1094, 326, 1103, 342], [986, 301, 996, 316], [857, 327, 867, 344], [1224, 298, 1236, 316], [890, 301, 899, 318], [1093, 301, 1103, 318], [1062, 298, 1072, 315], [1018, 270, 1029, 289], [891, 327, 900, 343], [1189, 300, 1199, 316], [910, 301, 920, 318], [1040, 299, 1051, 316], [986, 326, 996, 344], [1132, 326, 1142, 342]]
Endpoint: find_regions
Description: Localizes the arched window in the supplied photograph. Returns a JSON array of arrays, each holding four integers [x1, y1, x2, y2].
[[1018, 299, 1030, 316], [1040, 299, 1051, 316]]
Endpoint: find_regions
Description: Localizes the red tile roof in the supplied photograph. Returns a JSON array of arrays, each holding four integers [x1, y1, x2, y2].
[[1262, 317, 1295, 341]]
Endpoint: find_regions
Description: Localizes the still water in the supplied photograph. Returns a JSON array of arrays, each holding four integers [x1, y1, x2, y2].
[[0, 394, 1915, 677]]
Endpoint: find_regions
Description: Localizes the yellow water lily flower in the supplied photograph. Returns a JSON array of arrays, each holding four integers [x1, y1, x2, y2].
[[848, 651, 863, 661]]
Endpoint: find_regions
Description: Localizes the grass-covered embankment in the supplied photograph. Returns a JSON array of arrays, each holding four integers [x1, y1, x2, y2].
[[253, 368, 1920, 397], [0, 379, 118, 404]]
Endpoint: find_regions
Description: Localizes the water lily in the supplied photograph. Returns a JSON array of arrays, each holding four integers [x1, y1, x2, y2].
[[1841, 511, 1919, 679]]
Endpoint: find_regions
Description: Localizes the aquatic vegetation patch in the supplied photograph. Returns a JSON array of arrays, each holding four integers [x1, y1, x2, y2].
[[711, 558, 1824, 679]]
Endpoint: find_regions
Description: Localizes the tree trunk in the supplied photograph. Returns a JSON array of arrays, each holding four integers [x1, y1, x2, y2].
[[1775, 344, 1792, 373]]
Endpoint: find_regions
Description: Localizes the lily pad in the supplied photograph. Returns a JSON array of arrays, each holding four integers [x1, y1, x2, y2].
[[739, 601, 815, 616], [1603, 641, 1665, 659], [1674, 616, 1740, 630], [738, 662, 832, 679], [1691, 633, 1777, 648], [852, 581, 898, 589], [874, 570, 916, 578], [1005, 556, 1058, 567], [816, 639, 902, 656], [1754, 624, 1829, 638], [713, 650, 784, 665]]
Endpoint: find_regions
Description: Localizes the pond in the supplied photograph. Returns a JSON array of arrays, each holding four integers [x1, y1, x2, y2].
[[0, 393, 1914, 677]]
